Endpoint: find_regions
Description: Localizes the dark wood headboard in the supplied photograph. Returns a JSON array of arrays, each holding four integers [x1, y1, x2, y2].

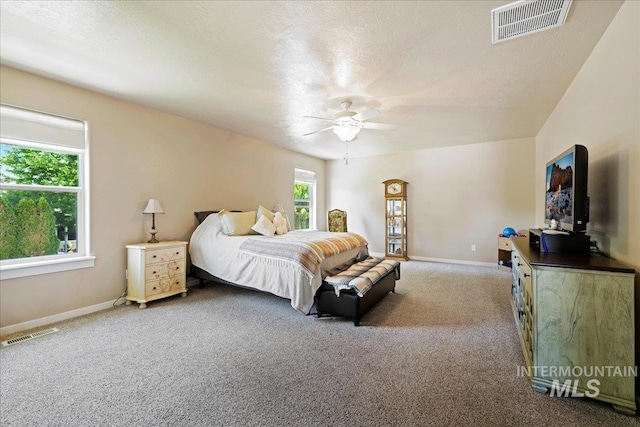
[[194, 211, 219, 224], [194, 210, 243, 224]]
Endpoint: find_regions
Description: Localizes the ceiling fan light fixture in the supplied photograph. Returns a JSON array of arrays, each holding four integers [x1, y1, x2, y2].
[[333, 125, 360, 142], [303, 99, 393, 146]]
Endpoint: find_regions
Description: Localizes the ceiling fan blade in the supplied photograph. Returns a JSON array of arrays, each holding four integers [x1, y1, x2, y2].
[[303, 115, 337, 123], [361, 122, 397, 130], [352, 108, 380, 122], [303, 126, 337, 136]]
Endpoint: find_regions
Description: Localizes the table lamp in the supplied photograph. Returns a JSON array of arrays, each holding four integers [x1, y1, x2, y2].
[[143, 199, 164, 243]]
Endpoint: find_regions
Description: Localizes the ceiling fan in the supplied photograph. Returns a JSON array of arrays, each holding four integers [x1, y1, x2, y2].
[[303, 100, 397, 143]]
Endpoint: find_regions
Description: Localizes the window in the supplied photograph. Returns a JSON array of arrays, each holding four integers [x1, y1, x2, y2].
[[0, 104, 93, 279], [294, 168, 316, 230]]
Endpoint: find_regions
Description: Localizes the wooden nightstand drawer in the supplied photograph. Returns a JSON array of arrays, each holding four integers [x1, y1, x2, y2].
[[145, 281, 163, 297], [498, 237, 512, 251], [145, 276, 185, 296], [145, 245, 186, 264], [144, 260, 185, 281]]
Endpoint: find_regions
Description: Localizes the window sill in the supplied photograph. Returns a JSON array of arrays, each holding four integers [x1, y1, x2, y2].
[[0, 256, 96, 280]]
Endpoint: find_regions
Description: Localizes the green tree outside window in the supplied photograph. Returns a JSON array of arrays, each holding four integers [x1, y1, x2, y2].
[[294, 182, 310, 229], [0, 196, 19, 259], [0, 144, 79, 260]]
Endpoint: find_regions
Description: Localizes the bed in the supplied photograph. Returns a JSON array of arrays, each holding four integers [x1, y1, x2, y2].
[[189, 211, 370, 314]]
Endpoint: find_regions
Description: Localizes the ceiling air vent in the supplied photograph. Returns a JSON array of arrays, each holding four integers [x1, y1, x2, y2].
[[492, 0, 573, 44]]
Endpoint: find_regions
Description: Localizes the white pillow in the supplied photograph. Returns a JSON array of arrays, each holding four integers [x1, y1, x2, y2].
[[218, 210, 258, 236], [257, 205, 275, 223], [273, 211, 287, 235], [270, 207, 291, 232], [284, 212, 292, 232], [277, 211, 292, 232], [251, 214, 276, 236]]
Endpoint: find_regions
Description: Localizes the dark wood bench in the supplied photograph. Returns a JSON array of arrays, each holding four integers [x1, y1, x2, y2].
[[316, 258, 400, 326]]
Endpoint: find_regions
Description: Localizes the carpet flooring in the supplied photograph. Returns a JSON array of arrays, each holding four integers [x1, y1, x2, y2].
[[0, 261, 636, 426]]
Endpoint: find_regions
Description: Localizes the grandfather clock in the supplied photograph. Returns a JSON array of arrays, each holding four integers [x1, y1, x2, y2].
[[383, 179, 409, 261]]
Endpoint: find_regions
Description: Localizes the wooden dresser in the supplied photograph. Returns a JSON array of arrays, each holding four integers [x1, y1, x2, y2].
[[510, 237, 636, 415], [126, 241, 188, 309]]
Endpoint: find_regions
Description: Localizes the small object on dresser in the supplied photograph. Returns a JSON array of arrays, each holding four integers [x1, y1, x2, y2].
[[502, 227, 516, 237]]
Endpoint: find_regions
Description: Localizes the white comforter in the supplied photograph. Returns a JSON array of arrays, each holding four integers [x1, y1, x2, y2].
[[189, 214, 369, 313]]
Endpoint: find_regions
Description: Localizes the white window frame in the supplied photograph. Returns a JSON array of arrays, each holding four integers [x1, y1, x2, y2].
[[0, 104, 94, 279], [294, 168, 316, 230]]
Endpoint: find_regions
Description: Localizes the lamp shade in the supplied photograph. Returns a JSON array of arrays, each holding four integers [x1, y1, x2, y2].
[[143, 199, 165, 214]]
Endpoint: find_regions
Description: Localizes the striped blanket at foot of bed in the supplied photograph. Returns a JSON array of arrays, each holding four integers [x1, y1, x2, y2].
[[323, 257, 400, 297]]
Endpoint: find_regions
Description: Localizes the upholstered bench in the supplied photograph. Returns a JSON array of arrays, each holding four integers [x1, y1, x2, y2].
[[316, 257, 400, 326]]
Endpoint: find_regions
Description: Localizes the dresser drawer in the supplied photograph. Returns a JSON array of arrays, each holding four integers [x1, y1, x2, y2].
[[145, 245, 186, 264], [515, 256, 532, 277], [145, 276, 186, 296], [145, 260, 186, 281], [145, 281, 164, 297]]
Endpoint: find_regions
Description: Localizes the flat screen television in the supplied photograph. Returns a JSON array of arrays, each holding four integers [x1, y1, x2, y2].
[[544, 144, 589, 233]]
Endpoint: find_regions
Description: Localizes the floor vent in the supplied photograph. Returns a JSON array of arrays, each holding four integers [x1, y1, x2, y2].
[[1, 327, 59, 347], [492, 0, 572, 44]]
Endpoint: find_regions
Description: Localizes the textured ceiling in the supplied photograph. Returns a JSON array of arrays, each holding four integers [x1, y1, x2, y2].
[[0, 1, 624, 160]]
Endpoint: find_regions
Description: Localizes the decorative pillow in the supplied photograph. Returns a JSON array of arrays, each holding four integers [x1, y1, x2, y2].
[[274, 210, 292, 232], [282, 212, 292, 232], [257, 205, 275, 223], [251, 214, 276, 236], [218, 210, 258, 236], [273, 211, 288, 235]]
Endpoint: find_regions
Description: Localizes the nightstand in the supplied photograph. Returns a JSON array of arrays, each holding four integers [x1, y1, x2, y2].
[[498, 236, 512, 270], [125, 241, 188, 308]]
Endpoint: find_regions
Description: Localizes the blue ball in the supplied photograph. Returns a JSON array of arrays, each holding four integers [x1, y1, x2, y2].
[[503, 227, 516, 237]]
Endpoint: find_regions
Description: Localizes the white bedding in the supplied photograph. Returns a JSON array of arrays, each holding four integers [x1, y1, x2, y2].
[[189, 214, 369, 313]]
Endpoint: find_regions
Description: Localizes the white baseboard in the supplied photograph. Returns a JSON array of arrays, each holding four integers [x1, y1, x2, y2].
[[409, 255, 496, 268], [369, 252, 496, 268], [0, 300, 114, 337]]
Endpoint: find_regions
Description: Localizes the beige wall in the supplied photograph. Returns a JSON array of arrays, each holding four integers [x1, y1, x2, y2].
[[0, 65, 326, 330], [326, 138, 536, 263], [535, 0, 638, 270]]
